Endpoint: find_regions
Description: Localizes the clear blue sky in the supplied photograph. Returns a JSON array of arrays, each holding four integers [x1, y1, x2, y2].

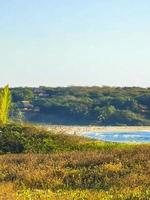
[[0, 0, 150, 87]]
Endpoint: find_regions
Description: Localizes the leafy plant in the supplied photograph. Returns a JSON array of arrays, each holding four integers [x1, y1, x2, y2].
[[0, 85, 11, 125]]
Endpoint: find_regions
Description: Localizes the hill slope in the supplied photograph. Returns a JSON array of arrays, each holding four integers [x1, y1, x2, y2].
[[11, 86, 150, 125]]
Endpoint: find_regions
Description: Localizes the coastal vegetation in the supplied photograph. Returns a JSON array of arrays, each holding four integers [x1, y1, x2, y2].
[[0, 85, 150, 199], [11, 86, 150, 125], [0, 124, 150, 199]]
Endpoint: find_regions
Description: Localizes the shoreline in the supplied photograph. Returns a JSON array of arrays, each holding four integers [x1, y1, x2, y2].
[[45, 125, 150, 135]]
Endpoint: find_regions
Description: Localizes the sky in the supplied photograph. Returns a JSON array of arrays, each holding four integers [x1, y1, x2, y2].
[[0, 0, 150, 87]]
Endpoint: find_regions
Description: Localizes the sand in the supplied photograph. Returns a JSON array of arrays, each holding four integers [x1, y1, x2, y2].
[[44, 125, 150, 135]]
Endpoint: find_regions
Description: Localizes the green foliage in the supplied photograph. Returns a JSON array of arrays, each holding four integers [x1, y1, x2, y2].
[[10, 86, 150, 125], [10, 103, 25, 122], [0, 123, 131, 153], [98, 105, 116, 123], [0, 85, 11, 125], [12, 87, 34, 101]]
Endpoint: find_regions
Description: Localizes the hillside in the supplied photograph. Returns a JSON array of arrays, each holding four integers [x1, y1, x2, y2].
[[11, 86, 150, 125]]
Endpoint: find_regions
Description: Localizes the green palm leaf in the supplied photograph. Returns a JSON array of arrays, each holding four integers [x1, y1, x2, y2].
[[0, 85, 11, 124]]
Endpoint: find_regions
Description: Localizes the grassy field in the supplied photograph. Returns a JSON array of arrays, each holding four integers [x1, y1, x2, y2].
[[0, 124, 150, 200]]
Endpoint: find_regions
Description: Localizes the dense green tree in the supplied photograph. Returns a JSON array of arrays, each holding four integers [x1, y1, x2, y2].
[[9, 86, 150, 125], [10, 103, 24, 122], [12, 88, 34, 101], [98, 106, 116, 123]]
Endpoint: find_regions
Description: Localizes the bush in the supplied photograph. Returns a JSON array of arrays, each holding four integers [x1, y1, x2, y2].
[[0, 123, 118, 153]]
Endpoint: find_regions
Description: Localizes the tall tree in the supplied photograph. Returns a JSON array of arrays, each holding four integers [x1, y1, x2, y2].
[[0, 85, 11, 124]]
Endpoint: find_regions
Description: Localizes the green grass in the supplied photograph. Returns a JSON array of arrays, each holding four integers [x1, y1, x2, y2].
[[0, 123, 150, 199]]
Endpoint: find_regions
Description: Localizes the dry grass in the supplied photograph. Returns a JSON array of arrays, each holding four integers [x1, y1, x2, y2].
[[0, 145, 150, 199], [0, 123, 150, 199]]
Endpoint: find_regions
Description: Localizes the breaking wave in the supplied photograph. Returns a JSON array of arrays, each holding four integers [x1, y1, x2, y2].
[[81, 131, 150, 143]]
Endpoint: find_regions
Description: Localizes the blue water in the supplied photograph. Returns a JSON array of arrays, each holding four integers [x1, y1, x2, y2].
[[81, 131, 150, 143]]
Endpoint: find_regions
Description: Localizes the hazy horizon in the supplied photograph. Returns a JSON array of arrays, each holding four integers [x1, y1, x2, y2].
[[0, 1, 150, 87]]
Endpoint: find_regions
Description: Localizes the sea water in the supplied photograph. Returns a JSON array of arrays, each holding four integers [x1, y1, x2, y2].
[[81, 131, 150, 143]]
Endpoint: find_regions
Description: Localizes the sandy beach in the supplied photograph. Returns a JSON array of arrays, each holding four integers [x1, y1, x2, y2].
[[45, 125, 150, 135]]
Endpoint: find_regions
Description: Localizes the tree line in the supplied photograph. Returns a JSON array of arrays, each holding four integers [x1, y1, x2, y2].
[[10, 86, 150, 125]]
